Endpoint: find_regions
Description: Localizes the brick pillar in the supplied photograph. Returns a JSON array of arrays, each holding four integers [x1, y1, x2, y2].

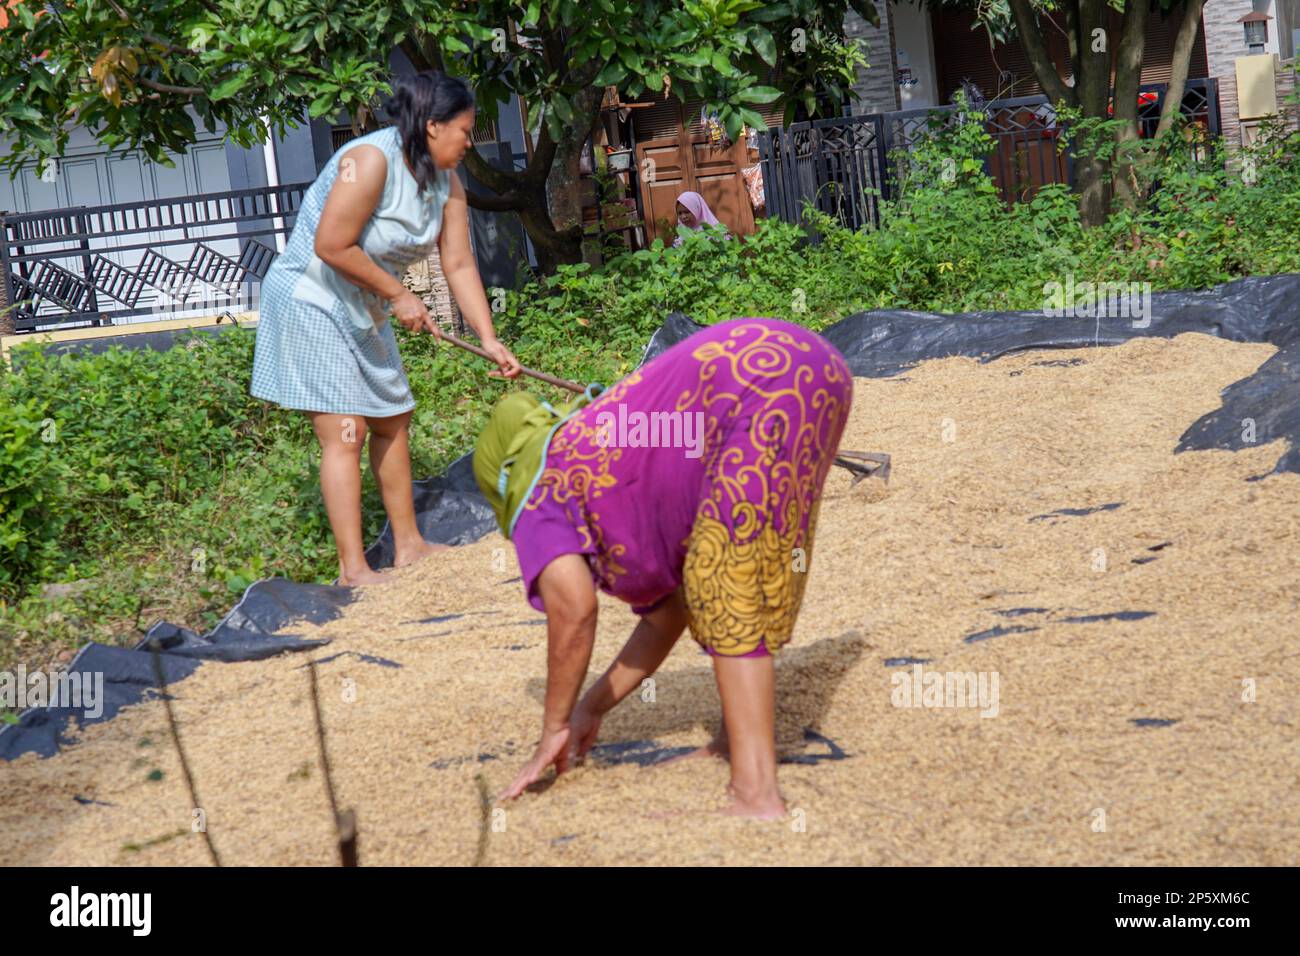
[[1203, 0, 1257, 151], [403, 245, 462, 335], [1276, 60, 1300, 131], [845, 6, 901, 114]]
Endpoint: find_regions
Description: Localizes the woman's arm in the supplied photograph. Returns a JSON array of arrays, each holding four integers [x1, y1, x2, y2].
[[498, 553, 597, 800], [537, 554, 599, 734], [313, 144, 433, 332], [582, 590, 688, 715], [438, 175, 522, 375], [566, 590, 689, 761]]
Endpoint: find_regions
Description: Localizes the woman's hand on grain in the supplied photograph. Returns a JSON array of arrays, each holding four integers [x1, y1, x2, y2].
[[499, 725, 572, 801]]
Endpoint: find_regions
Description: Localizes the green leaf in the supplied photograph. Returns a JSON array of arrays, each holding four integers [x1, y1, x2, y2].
[[739, 85, 781, 105], [618, 47, 641, 73], [0, 75, 23, 103], [848, 0, 881, 29], [724, 110, 744, 143], [209, 73, 249, 101], [675, 50, 710, 68], [6, 104, 45, 124], [747, 3, 792, 23], [594, 61, 624, 87], [308, 91, 337, 118], [750, 28, 777, 67], [552, 94, 573, 125]]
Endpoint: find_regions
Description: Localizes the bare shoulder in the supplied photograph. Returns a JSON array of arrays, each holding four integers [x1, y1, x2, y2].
[[335, 142, 387, 187]]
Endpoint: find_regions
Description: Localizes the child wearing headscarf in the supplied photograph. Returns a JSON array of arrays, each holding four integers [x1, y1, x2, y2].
[[672, 191, 731, 246]]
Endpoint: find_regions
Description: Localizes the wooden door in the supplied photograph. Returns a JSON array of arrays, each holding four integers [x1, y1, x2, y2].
[[635, 132, 756, 245]]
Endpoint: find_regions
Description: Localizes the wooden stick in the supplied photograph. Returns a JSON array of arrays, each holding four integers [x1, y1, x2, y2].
[[437, 329, 586, 394], [148, 642, 222, 866], [307, 660, 359, 866], [473, 771, 492, 867]]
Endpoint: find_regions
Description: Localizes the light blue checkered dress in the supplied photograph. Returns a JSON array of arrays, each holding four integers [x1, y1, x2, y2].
[[251, 126, 452, 417]]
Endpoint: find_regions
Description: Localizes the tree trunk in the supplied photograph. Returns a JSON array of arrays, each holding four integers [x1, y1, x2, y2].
[[1006, 0, 1103, 224], [1155, 0, 1207, 139], [544, 86, 606, 268], [1112, 0, 1151, 211], [1074, 0, 1112, 226]]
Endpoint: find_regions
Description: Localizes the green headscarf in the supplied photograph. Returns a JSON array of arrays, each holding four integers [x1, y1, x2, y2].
[[473, 383, 604, 539]]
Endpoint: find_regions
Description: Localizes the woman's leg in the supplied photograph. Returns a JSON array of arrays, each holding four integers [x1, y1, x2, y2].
[[310, 412, 387, 586], [712, 654, 784, 818], [366, 410, 447, 567]]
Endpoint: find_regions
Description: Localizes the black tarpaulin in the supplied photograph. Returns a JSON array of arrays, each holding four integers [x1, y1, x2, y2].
[[3, 273, 1296, 759]]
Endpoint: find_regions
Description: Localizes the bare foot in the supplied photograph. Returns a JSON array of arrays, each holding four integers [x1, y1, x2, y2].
[[719, 784, 786, 820], [657, 736, 729, 768], [338, 565, 391, 587], [393, 538, 450, 569]]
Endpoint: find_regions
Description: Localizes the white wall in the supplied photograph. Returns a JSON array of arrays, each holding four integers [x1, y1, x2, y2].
[[891, 0, 941, 109], [0, 120, 232, 215]]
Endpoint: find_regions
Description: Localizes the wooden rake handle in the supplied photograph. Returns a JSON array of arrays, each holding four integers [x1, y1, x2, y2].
[[436, 329, 586, 394]]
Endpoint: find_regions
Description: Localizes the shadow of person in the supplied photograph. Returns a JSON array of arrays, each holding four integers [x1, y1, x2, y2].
[[524, 629, 869, 762]]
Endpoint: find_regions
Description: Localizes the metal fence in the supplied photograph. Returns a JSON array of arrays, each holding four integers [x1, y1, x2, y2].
[[759, 78, 1221, 232], [0, 182, 310, 333]]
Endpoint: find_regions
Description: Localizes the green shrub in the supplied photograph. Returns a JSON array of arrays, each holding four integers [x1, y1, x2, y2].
[[0, 392, 68, 594]]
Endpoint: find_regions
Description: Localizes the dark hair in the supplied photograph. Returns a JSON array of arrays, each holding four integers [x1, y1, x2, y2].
[[385, 71, 475, 193]]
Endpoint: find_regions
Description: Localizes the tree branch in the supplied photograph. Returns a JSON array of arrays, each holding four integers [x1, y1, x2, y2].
[[1006, 0, 1076, 106], [1074, 0, 1109, 116], [1064, 0, 1081, 91], [1155, 0, 1207, 138], [463, 187, 528, 212], [1112, 0, 1149, 129], [460, 143, 527, 198], [1112, 0, 1150, 209], [138, 77, 204, 96], [400, 37, 432, 72], [104, 0, 201, 56]]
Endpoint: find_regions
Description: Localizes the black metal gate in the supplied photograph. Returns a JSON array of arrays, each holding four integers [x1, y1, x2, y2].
[[759, 78, 1222, 232], [0, 182, 309, 333]]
